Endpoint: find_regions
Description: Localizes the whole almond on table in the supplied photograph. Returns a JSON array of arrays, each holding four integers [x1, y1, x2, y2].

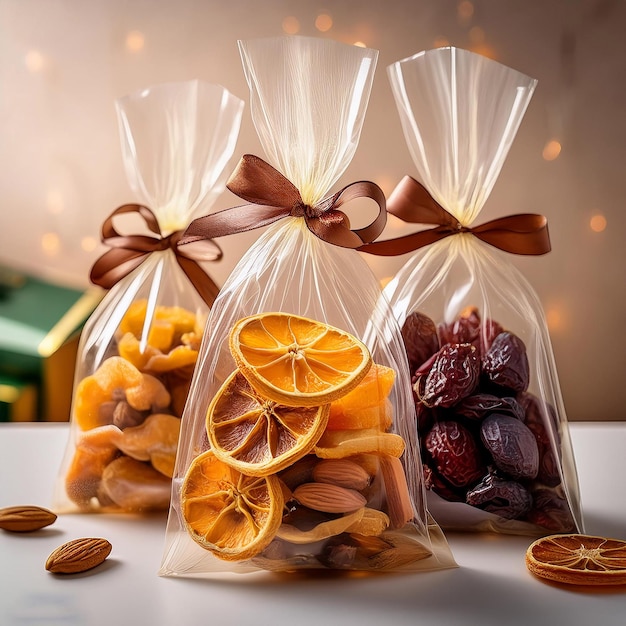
[[45, 538, 112, 574], [0, 505, 57, 532]]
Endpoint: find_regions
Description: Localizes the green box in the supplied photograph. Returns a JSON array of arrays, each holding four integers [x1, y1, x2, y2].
[[0, 266, 102, 421]]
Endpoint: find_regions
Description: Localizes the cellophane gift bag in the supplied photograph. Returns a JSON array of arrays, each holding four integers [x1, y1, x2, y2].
[[361, 47, 583, 535], [53, 81, 244, 513], [159, 36, 456, 576]]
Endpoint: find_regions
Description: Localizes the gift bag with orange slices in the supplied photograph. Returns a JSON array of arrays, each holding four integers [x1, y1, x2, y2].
[[52, 81, 244, 513], [361, 47, 583, 535], [159, 36, 456, 576]]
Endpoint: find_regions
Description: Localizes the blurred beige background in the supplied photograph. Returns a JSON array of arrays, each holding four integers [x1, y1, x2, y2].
[[0, 0, 624, 420]]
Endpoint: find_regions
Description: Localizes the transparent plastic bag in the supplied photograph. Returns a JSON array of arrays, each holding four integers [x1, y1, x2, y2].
[[159, 36, 456, 576], [53, 80, 244, 514], [362, 47, 583, 535]]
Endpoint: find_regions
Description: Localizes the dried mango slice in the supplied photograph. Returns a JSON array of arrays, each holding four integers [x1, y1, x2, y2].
[[156, 305, 197, 336], [117, 332, 160, 371], [144, 345, 198, 373], [346, 507, 390, 536], [147, 320, 175, 352], [314, 429, 405, 459], [119, 300, 149, 337], [276, 508, 365, 544]]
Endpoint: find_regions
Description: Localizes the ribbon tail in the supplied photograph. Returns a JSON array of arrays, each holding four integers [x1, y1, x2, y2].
[[176, 256, 221, 307], [359, 228, 453, 256], [472, 214, 551, 255], [89, 248, 147, 288], [179, 204, 290, 245]]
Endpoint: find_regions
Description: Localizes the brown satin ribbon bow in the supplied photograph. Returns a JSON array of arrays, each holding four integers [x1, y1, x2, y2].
[[358, 175, 551, 256], [89, 203, 222, 306], [179, 154, 387, 249]]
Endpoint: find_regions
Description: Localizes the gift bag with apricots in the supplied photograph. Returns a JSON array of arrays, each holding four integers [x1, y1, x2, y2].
[[53, 80, 244, 514], [360, 47, 583, 535], [159, 35, 457, 576]]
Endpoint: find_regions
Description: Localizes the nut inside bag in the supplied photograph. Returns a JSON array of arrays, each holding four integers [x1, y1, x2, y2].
[[159, 36, 456, 576], [361, 47, 583, 535], [52, 80, 244, 513]]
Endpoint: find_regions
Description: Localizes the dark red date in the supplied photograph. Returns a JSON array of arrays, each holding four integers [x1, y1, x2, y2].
[[480, 414, 539, 480], [482, 331, 530, 392], [424, 421, 485, 487], [418, 343, 480, 408]]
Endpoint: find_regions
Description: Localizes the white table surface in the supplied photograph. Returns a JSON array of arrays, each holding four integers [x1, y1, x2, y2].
[[1, 422, 625, 626]]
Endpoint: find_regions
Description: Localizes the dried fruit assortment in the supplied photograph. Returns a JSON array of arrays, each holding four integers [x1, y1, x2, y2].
[[403, 306, 576, 532], [65, 300, 204, 512], [181, 312, 431, 571]]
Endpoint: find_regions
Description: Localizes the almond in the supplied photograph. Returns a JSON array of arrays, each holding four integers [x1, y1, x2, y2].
[[45, 538, 112, 574], [312, 459, 371, 491], [0, 505, 57, 532], [293, 482, 367, 514]]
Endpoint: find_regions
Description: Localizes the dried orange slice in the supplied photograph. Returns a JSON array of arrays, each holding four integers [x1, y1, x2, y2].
[[181, 450, 284, 561], [229, 312, 372, 407], [525, 534, 626, 586], [207, 371, 329, 476]]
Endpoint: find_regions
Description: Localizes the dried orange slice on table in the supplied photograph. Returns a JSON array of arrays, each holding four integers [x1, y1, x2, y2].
[[207, 370, 330, 476], [526, 534, 626, 586], [181, 450, 284, 561], [229, 312, 372, 407]]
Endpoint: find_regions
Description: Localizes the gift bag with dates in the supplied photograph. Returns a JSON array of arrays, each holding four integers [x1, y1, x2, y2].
[[159, 36, 456, 576], [361, 47, 583, 535], [53, 81, 244, 513]]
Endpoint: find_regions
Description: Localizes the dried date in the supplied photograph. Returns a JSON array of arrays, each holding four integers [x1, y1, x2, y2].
[[466, 473, 532, 519], [455, 393, 525, 422], [480, 414, 539, 480], [418, 343, 480, 408], [424, 421, 485, 487], [482, 332, 530, 392], [438, 307, 503, 355], [402, 311, 440, 374]]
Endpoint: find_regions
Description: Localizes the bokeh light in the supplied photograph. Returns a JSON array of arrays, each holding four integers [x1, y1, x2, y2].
[[542, 139, 562, 161], [81, 236, 98, 252], [457, 1, 474, 22], [41, 232, 61, 256], [433, 36, 450, 48], [315, 14, 333, 32], [46, 190, 64, 215], [282, 16, 300, 34], [546, 305, 566, 333], [126, 31, 145, 52], [24, 50, 45, 73], [469, 26, 485, 44], [353, 41, 367, 48], [590, 214, 607, 233]]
